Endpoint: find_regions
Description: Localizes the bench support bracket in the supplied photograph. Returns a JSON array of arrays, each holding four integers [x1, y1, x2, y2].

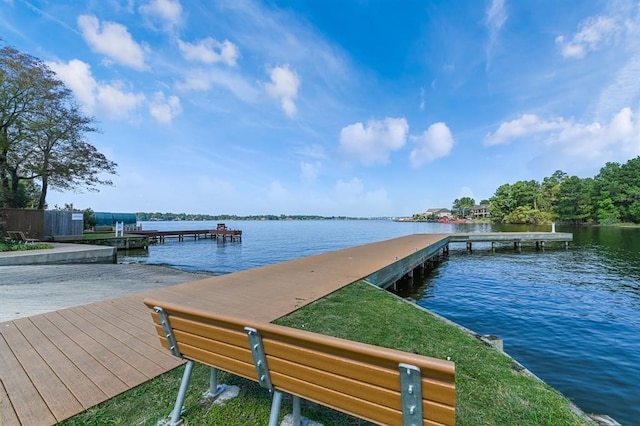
[[245, 327, 273, 390], [399, 363, 423, 426], [155, 307, 181, 357]]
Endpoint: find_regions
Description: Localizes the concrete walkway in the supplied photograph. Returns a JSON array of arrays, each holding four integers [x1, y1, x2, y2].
[[0, 243, 116, 266]]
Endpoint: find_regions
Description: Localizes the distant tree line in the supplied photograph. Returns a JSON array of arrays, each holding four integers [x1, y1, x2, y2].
[[136, 212, 364, 221], [488, 156, 640, 224]]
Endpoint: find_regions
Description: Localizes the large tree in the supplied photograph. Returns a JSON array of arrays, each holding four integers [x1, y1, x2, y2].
[[0, 44, 116, 209]]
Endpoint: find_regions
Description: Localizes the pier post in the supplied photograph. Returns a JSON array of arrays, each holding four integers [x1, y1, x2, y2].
[[466, 242, 472, 252]]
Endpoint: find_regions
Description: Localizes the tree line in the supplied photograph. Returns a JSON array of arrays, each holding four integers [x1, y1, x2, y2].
[[136, 212, 363, 221], [488, 156, 640, 224]]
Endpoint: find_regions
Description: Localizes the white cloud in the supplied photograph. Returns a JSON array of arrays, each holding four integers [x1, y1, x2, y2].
[[484, 0, 507, 65], [47, 59, 97, 112], [97, 82, 146, 118], [77, 15, 145, 70], [409, 122, 454, 167], [47, 59, 145, 119], [486, 108, 640, 167], [484, 114, 567, 146], [556, 16, 617, 59], [149, 91, 182, 123], [139, 0, 182, 29], [264, 65, 300, 117], [178, 38, 239, 66], [300, 161, 321, 182], [339, 117, 408, 165]]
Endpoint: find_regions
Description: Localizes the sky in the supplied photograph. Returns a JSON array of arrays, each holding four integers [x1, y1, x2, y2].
[[1, 0, 640, 217]]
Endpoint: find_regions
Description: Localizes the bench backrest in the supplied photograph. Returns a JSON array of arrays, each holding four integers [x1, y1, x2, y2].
[[144, 298, 455, 426]]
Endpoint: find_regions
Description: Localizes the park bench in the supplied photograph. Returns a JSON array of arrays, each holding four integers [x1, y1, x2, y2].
[[6, 230, 37, 243], [144, 298, 456, 426]]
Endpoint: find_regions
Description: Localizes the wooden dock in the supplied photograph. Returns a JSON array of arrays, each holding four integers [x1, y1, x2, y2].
[[132, 223, 242, 243], [0, 232, 571, 425], [449, 231, 573, 250]]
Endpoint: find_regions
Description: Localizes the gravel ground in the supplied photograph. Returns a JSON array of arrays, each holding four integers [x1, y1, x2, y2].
[[0, 263, 211, 323]]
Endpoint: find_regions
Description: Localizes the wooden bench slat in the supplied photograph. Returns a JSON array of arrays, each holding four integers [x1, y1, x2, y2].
[[271, 373, 454, 426], [262, 338, 456, 407]]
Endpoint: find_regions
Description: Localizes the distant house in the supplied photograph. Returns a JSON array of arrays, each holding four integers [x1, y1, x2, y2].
[[425, 208, 451, 218], [470, 204, 490, 219]]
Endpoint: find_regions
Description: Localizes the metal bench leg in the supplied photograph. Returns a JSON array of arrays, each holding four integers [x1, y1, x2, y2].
[[168, 360, 194, 426], [268, 390, 283, 426], [292, 395, 301, 425], [203, 367, 226, 398]]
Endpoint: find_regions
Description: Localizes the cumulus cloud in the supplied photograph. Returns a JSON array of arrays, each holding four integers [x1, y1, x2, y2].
[[484, 114, 567, 146], [77, 15, 145, 70], [485, 108, 640, 165], [47, 59, 97, 112], [339, 117, 408, 165], [178, 38, 239, 66], [409, 122, 454, 167], [96, 82, 146, 118], [556, 16, 617, 59], [149, 91, 182, 123], [264, 65, 300, 117], [139, 0, 183, 29], [300, 161, 321, 182], [47, 59, 145, 119]]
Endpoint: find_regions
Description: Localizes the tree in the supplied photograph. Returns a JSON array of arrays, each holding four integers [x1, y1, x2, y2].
[[0, 44, 117, 209], [554, 176, 594, 224], [452, 197, 475, 217]]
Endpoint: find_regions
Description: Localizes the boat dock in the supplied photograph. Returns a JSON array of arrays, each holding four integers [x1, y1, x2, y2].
[[0, 231, 571, 425], [132, 223, 242, 243], [449, 231, 573, 251]]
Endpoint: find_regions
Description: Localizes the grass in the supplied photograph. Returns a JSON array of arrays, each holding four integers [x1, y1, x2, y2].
[[0, 241, 53, 252], [61, 281, 591, 426]]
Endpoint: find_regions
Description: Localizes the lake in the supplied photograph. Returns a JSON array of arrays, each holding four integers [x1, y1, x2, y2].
[[121, 220, 639, 424]]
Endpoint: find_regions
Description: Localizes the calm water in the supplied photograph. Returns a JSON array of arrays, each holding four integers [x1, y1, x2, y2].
[[121, 220, 640, 425]]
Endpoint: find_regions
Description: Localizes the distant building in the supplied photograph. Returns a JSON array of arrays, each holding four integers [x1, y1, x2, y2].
[[470, 204, 490, 219], [425, 208, 451, 218]]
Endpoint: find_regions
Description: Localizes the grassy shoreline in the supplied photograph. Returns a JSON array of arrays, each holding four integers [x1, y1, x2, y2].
[[61, 280, 592, 425]]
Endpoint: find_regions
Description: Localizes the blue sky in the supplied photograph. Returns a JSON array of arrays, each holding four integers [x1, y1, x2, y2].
[[2, 0, 639, 217]]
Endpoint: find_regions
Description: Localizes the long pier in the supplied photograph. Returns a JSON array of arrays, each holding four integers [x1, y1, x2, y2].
[[0, 231, 571, 425], [132, 226, 242, 243]]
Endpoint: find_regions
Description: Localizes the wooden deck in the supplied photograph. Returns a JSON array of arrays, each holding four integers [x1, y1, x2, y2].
[[0, 234, 448, 425]]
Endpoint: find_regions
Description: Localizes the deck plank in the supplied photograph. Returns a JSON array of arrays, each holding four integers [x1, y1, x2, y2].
[[45, 311, 148, 387], [86, 303, 180, 370], [0, 350, 23, 426], [28, 315, 129, 397], [56, 308, 162, 379], [0, 322, 81, 423], [13, 318, 108, 409]]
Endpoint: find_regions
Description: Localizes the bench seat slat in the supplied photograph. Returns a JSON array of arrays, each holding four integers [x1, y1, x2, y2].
[[271, 372, 454, 426], [262, 338, 456, 407], [150, 313, 249, 348]]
